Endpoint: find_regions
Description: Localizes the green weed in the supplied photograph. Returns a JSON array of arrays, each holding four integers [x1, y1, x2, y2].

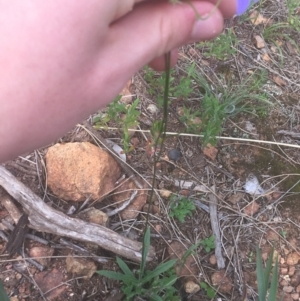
[[287, 0, 300, 31], [143, 66, 193, 107], [197, 28, 238, 60], [97, 228, 180, 301], [169, 195, 196, 223], [200, 281, 216, 298], [256, 246, 280, 301], [188, 67, 271, 145], [200, 235, 215, 253], [93, 96, 140, 152]]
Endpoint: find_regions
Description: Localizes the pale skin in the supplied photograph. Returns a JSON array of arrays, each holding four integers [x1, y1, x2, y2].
[[0, 0, 236, 163]]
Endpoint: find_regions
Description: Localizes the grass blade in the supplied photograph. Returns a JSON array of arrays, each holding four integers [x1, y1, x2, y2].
[[264, 248, 274, 293], [97, 270, 133, 283], [116, 256, 135, 278], [140, 226, 150, 279], [256, 246, 267, 301], [268, 256, 279, 301], [141, 259, 177, 285]]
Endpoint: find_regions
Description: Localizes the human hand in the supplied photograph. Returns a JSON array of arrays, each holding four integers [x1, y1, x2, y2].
[[0, 0, 257, 162]]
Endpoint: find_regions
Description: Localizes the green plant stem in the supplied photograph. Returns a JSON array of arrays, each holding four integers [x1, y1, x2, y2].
[[140, 51, 171, 278]]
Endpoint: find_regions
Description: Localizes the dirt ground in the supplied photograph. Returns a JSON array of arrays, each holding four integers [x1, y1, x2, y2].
[[1, 1, 300, 300]]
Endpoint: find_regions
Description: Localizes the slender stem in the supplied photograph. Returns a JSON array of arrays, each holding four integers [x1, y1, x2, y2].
[[140, 52, 171, 276]]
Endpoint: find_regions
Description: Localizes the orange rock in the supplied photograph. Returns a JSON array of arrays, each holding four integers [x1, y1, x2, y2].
[[66, 255, 97, 279], [29, 246, 54, 267], [46, 142, 121, 202], [34, 268, 67, 300], [211, 270, 233, 294], [287, 252, 300, 265]]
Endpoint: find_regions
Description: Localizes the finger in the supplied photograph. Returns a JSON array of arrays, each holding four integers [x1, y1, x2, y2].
[[149, 49, 178, 71], [207, 0, 236, 19], [103, 1, 225, 73], [113, 0, 144, 21]]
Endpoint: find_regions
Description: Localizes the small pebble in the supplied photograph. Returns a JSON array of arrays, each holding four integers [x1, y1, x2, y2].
[[168, 149, 182, 161]]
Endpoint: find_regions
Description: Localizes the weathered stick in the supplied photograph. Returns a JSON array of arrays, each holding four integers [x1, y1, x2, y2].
[[0, 165, 155, 262], [208, 185, 225, 269]]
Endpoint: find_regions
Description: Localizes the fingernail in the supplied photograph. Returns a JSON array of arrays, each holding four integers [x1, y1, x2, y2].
[[191, 14, 222, 41], [237, 0, 259, 15]]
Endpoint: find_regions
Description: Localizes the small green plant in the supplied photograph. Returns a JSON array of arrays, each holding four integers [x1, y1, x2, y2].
[[287, 0, 300, 31], [93, 96, 140, 152], [143, 65, 194, 107], [200, 281, 216, 298], [256, 246, 280, 301], [169, 195, 196, 223], [200, 235, 215, 253], [200, 93, 227, 146], [97, 228, 180, 301], [187, 68, 271, 145], [197, 28, 238, 60], [279, 230, 287, 239], [0, 281, 10, 301]]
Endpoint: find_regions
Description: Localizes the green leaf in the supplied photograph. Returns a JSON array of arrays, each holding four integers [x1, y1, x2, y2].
[[207, 287, 216, 298], [140, 226, 150, 279], [256, 246, 267, 301], [0, 281, 10, 301], [116, 257, 135, 278], [268, 256, 279, 301], [264, 247, 274, 292], [97, 270, 134, 283], [141, 259, 177, 285]]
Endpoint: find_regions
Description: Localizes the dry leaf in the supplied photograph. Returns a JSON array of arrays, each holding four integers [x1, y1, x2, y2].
[[262, 53, 271, 62], [286, 41, 298, 55], [120, 80, 133, 104], [203, 144, 218, 161], [243, 201, 260, 216], [159, 189, 172, 198], [253, 35, 265, 49], [273, 76, 286, 87], [249, 10, 269, 25]]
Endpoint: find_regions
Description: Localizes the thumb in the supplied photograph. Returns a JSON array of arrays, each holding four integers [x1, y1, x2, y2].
[[104, 1, 225, 75]]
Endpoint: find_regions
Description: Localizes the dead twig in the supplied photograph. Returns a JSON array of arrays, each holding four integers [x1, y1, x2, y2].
[[209, 186, 225, 269], [0, 165, 155, 262]]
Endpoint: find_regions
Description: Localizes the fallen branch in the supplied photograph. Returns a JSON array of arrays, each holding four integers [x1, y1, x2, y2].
[[209, 186, 225, 269], [0, 165, 155, 262]]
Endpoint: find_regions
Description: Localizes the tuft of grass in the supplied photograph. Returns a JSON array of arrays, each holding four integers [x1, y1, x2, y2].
[[97, 227, 180, 301], [256, 246, 281, 301]]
